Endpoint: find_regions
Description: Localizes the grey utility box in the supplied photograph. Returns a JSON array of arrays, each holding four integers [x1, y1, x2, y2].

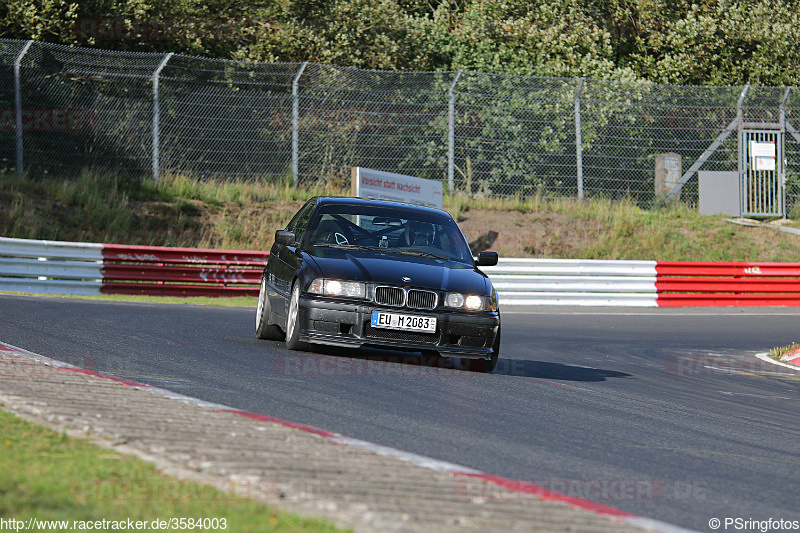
[[699, 171, 740, 217]]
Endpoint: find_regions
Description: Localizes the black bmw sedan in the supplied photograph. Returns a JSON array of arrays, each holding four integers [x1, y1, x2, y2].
[[255, 196, 501, 372]]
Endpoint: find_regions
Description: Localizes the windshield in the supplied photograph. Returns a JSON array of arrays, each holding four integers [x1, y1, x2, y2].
[[307, 204, 473, 264]]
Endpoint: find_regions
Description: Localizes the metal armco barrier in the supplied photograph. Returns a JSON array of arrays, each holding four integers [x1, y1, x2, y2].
[[0, 237, 269, 297], [2, 237, 800, 306], [483, 258, 659, 307]]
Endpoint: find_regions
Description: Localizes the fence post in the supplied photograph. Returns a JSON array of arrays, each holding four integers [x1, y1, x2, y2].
[[738, 84, 749, 124], [151, 52, 173, 182], [447, 70, 464, 193], [292, 62, 309, 186], [14, 40, 34, 178], [780, 87, 791, 218], [574, 78, 585, 201], [780, 87, 790, 131], [665, 84, 750, 202]]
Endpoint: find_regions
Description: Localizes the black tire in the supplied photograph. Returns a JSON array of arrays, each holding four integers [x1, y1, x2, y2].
[[285, 281, 308, 351], [255, 275, 284, 341], [462, 326, 500, 373]]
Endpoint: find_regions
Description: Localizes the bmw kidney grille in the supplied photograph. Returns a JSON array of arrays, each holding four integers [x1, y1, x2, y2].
[[374, 286, 437, 310]]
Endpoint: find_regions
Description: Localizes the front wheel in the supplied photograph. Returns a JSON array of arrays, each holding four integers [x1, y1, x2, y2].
[[285, 282, 308, 351], [256, 276, 284, 341], [462, 326, 500, 373]]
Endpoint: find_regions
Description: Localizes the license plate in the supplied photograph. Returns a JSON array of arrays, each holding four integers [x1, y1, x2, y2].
[[371, 311, 436, 333]]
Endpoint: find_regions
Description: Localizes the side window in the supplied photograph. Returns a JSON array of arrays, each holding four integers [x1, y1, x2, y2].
[[287, 200, 315, 243]]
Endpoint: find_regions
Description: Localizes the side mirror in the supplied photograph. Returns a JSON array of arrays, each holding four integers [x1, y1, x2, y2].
[[275, 230, 296, 246], [476, 251, 498, 267]]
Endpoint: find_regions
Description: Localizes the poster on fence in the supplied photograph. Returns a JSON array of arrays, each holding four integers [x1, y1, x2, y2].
[[750, 141, 776, 172], [351, 167, 443, 209]]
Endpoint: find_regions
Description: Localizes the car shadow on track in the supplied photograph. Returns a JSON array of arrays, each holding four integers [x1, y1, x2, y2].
[[492, 359, 632, 382], [280, 344, 630, 382], [306, 345, 463, 370]]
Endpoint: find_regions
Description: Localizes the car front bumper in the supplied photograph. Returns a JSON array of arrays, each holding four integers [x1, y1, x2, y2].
[[296, 295, 500, 360]]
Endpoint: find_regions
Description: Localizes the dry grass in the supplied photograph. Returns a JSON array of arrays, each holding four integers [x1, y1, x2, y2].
[[3, 170, 800, 261]]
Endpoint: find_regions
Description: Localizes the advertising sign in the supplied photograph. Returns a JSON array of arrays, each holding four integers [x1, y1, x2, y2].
[[351, 167, 443, 209]]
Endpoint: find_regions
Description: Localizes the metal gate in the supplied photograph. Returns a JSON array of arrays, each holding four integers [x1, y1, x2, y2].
[[739, 130, 785, 217]]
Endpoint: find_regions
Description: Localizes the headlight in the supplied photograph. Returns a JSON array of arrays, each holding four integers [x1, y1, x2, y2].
[[445, 292, 485, 311], [308, 278, 365, 299], [444, 292, 464, 308], [465, 295, 483, 310]]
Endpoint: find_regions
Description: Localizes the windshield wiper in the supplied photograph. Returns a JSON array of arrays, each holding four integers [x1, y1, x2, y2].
[[311, 243, 374, 252], [313, 244, 453, 261], [381, 248, 450, 261]]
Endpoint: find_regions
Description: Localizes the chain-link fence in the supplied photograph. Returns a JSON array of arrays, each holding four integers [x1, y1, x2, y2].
[[2, 38, 799, 213]]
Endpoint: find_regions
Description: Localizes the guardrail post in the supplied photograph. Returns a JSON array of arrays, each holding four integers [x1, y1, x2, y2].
[[292, 62, 308, 187], [14, 40, 34, 178], [151, 52, 173, 182], [574, 78, 585, 201], [447, 70, 463, 193]]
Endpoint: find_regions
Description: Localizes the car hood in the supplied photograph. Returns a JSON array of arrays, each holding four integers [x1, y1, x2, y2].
[[305, 248, 489, 294]]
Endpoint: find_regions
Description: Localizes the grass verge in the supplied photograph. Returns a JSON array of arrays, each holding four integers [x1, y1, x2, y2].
[[0, 409, 346, 533], [0, 171, 338, 250], [767, 342, 800, 361], [3, 170, 800, 261]]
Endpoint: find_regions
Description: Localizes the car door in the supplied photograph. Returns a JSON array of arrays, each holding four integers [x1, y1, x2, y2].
[[268, 199, 316, 325]]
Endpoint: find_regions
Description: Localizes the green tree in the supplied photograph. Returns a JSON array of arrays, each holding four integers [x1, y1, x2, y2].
[[238, 0, 440, 70], [434, 0, 636, 80], [1, 0, 268, 57], [1, 0, 80, 42], [4, 0, 800, 86], [629, 0, 800, 86]]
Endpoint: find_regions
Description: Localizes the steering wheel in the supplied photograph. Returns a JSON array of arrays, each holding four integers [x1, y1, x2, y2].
[[334, 232, 349, 245]]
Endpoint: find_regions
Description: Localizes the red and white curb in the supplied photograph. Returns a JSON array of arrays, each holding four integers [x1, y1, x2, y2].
[[0, 340, 694, 533], [755, 348, 800, 372], [780, 347, 800, 367]]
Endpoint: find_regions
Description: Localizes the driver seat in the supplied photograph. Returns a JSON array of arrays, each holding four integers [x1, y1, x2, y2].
[[404, 221, 433, 247], [311, 218, 343, 244]]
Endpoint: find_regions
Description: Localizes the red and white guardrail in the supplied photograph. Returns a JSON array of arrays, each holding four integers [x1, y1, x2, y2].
[[484, 258, 800, 307], [0, 237, 268, 297], [2, 237, 800, 306]]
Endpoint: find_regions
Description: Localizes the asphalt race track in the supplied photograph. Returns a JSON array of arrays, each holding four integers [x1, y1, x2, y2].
[[2, 294, 799, 531]]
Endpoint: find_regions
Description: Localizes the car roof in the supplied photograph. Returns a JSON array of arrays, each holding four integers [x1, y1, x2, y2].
[[314, 196, 451, 218]]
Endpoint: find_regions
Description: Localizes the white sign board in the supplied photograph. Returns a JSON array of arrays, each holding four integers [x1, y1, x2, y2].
[[750, 141, 775, 158], [351, 167, 443, 209], [750, 141, 776, 171], [754, 156, 776, 171]]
